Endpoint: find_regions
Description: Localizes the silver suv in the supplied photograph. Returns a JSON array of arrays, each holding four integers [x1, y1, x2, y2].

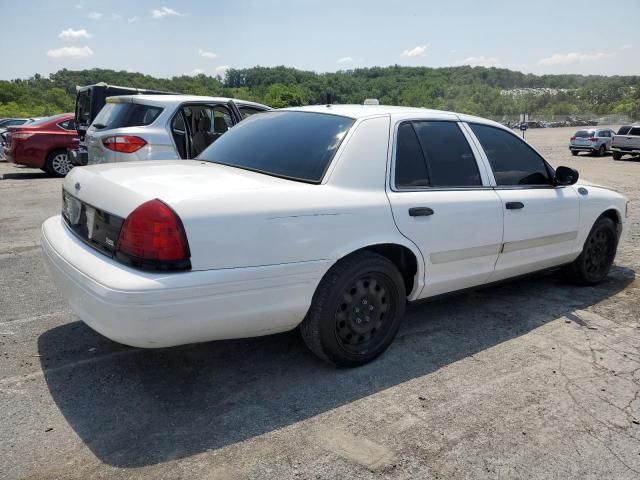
[[86, 95, 271, 164], [569, 128, 615, 156]]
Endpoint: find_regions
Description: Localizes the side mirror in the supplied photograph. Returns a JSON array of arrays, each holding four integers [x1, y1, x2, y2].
[[555, 166, 579, 186]]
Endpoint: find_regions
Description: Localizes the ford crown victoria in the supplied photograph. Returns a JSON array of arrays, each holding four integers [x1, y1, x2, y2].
[[41, 105, 629, 366]]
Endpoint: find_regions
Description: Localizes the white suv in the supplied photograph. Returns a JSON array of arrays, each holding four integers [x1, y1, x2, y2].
[[86, 95, 270, 164]]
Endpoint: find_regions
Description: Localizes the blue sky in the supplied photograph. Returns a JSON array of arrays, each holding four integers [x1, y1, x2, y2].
[[2, 0, 639, 80]]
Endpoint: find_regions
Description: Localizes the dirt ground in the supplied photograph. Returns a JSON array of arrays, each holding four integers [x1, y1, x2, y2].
[[1, 126, 639, 480]]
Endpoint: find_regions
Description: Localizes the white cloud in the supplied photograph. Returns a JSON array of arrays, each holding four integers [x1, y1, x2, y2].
[[46, 46, 94, 59], [127, 16, 138, 23], [215, 65, 230, 77], [87, 12, 102, 19], [621, 44, 632, 50], [460, 56, 501, 68], [537, 52, 611, 66], [199, 49, 218, 59], [152, 6, 184, 19], [58, 28, 92, 40], [337, 56, 354, 64], [401, 45, 428, 58], [190, 68, 205, 76]]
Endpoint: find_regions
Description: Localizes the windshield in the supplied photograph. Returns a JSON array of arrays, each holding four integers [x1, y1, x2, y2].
[[574, 130, 593, 138], [198, 111, 355, 183]]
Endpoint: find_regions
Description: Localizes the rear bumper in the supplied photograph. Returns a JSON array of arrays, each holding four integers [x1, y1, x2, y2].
[[569, 145, 597, 152], [41, 215, 329, 348], [611, 147, 640, 155]]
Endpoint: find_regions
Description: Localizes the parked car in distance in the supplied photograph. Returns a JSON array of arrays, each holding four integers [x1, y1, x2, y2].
[[72, 83, 178, 166], [85, 95, 271, 165], [611, 125, 640, 160], [4, 113, 78, 176], [0, 118, 32, 129], [569, 128, 615, 156], [42, 105, 629, 367]]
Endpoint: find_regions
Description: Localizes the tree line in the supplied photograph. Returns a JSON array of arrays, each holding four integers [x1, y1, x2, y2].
[[0, 66, 639, 120]]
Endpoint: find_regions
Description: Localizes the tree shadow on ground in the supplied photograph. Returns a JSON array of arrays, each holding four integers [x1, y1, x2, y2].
[[38, 265, 635, 468]]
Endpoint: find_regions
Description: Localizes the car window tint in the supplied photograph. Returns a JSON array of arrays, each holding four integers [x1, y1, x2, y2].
[[617, 126, 631, 135], [199, 111, 354, 183], [395, 122, 429, 188], [629, 127, 640, 136], [412, 121, 481, 187], [575, 130, 591, 138], [470, 123, 552, 186]]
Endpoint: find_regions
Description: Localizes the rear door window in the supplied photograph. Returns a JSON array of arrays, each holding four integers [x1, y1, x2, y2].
[[58, 119, 76, 131], [629, 127, 640, 136], [470, 123, 552, 187], [91, 103, 163, 130], [412, 121, 481, 187], [395, 122, 429, 188]]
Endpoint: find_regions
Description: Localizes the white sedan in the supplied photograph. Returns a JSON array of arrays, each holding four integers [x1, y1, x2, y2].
[[41, 105, 630, 366]]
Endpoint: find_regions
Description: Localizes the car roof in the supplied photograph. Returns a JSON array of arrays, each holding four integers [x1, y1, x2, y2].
[[107, 94, 270, 110], [280, 104, 507, 128]]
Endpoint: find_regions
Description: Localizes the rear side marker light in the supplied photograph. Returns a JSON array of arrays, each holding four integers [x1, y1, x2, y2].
[[116, 199, 191, 271], [102, 135, 147, 153]]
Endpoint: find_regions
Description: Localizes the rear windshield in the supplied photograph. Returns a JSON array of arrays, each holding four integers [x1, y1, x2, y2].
[[575, 130, 593, 138], [91, 102, 163, 130], [617, 126, 632, 135], [27, 115, 68, 127], [198, 111, 355, 183]]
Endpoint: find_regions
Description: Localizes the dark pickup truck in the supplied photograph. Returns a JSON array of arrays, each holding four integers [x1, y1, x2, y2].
[[71, 83, 176, 165], [611, 125, 640, 161]]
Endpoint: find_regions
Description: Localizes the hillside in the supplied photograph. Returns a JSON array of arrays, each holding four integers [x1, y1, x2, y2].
[[1, 66, 639, 120]]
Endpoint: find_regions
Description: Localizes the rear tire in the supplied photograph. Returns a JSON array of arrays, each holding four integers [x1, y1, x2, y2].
[[613, 152, 622, 161], [565, 216, 618, 285], [571, 150, 579, 156], [597, 145, 605, 157], [45, 149, 72, 177], [300, 251, 406, 367]]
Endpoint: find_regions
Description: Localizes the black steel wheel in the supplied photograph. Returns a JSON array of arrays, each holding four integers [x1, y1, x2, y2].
[[300, 251, 406, 367], [566, 216, 618, 285]]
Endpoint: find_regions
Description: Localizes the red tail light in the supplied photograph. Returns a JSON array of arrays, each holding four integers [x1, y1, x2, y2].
[[588, 137, 597, 142], [102, 135, 146, 153], [116, 199, 191, 271], [570, 136, 576, 140]]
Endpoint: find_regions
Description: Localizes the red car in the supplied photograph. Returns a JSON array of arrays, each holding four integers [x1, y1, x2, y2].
[[4, 113, 77, 177]]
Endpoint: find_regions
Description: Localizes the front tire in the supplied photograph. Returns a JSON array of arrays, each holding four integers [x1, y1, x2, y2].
[[571, 150, 579, 156], [566, 216, 618, 285], [300, 251, 406, 367], [45, 149, 72, 177], [613, 152, 622, 161]]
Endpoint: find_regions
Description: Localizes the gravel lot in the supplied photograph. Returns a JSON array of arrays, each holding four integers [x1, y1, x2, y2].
[[1, 126, 639, 480]]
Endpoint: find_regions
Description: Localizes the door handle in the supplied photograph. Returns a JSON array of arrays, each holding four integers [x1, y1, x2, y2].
[[409, 207, 434, 217], [505, 201, 524, 210]]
